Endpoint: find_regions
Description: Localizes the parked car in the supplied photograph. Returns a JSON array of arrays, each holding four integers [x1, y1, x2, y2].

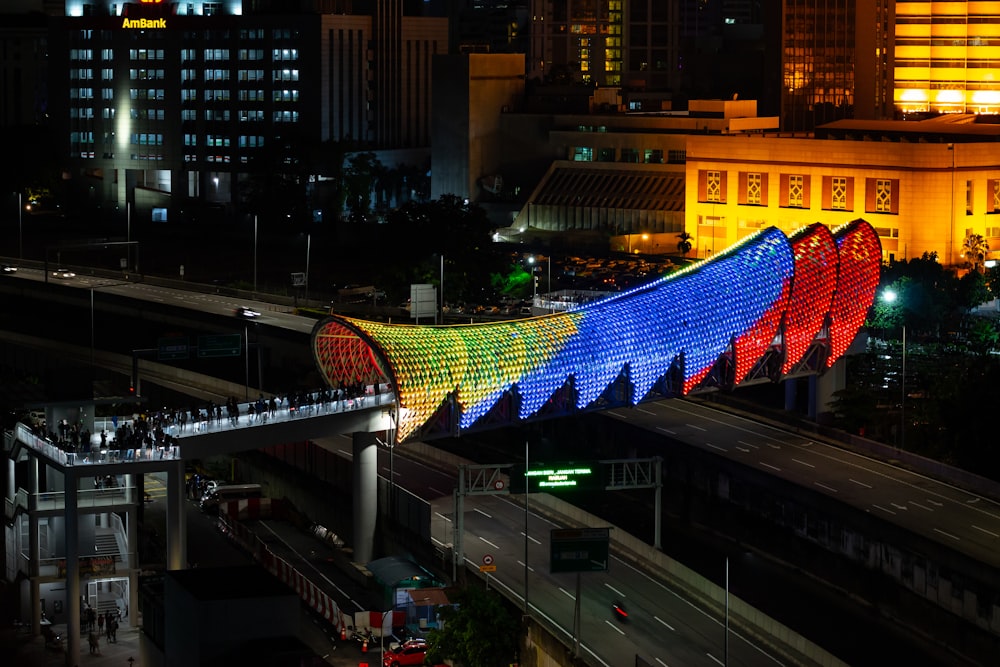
[[382, 642, 427, 667], [52, 267, 75, 279]]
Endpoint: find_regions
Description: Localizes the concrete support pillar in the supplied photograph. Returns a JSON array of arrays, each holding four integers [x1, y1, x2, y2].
[[29, 457, 40, 636], [352, 431, 378, 565], [814, 358, 847, 423], [4, 456, 13, 507], [126, 474, 139, 627], [65, 471, 81, 666], [784, 377, 798, 412], [166, 461, 186, 570]]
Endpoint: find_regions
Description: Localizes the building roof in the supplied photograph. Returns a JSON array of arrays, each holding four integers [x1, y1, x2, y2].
[[816, 118, 1000, 142], [533, 166, 686, 211]]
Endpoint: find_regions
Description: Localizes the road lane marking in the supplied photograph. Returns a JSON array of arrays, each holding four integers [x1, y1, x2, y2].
[[849, 478, 873, 489], [656, 427, 676, 435], [515, 560, 535, 572], [972, 525, 999, 538], [759, 462, 781, 472], [637, 408, 656, 416], [520, 532, 541, 544], [705, 443, 727, 452], [559, 587, 575, 600], [792, 458, 815, 468], [604, 583, 626, 597], [474, 508, 493, 518], [686, 424, 707, 431], [605, 620, 626, 635], [479, 536, 500, 549], [434, 512, 452, 523], [873, 504, 897, 515], [814, 482, 838, 493], [926, 499, 943, 507], [737, 440, 758, 449], [655, 659, 670, 667], [934, 528, 960, 541], [735, 446, 751, 453], [428, 486, 446, 496], [909, 501, 934, 512], [891, 502, 908, 511], [653, 616, 675, 631], [707, 653, 724, 666]]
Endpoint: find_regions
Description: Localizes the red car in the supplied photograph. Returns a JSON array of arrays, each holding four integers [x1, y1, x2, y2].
[[381, 642, 427, 667]]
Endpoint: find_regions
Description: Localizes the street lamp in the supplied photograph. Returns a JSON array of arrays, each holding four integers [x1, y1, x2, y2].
[[304, 232, 311, 305], [528, 256, 537, 308], [18, 191, 23, 260], [882, 289, 905, 449]]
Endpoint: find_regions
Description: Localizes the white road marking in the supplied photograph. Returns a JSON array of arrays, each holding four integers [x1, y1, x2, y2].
[[891, 503, 908, 511], [515, 560, 536, 572], [637, 408, 656, 416], [909, 501, 934, 512], [656, 427, 676, 435], [654, 615, 675, 631], [705, 443, 727, 452], [972, 525, 999, 538], [559, 587, 576, 601], [737, 440, 758, 449], [474, 508, 493, 518], [604, 583, 626, 597], [849, 478, 873, 489], [814, 482, 838, 493], [873, 504, 897, 515], [479, 536, 500, 549], [707, 653, 725, 666], [605, 620, 626, 635], [520, 532, 541, 545], [735, 446, 751, 453], [687, 424, 707, 431], [933, 528, 960, 541], [434, 512, 452, 523], [760, 462, 781, 472], [428, 486, 445, 496], [792, 458, 815, 468]]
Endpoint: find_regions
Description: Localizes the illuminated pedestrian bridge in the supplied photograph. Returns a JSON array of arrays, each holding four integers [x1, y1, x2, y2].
[[313, 220, 881, 444]]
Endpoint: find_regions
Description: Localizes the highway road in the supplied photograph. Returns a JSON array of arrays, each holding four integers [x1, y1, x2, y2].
[[600, 399, 1000, 572]]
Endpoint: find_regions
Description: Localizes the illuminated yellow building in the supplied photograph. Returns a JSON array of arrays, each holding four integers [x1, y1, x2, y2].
[[685, 120, 1000, 267], [894, 1, 1000, 114]]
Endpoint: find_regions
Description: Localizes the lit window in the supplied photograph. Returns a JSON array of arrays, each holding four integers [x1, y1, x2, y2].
[[875, 179, 892, 213], [747, 173, 762, 205], [788, 175, 803, 208], [707, 171, 722, 202], [832, 177, 847, 210]]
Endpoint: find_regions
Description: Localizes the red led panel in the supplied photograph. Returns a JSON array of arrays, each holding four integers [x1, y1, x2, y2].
[[827, 219, 882, 367], [782, 224, 838, 374]]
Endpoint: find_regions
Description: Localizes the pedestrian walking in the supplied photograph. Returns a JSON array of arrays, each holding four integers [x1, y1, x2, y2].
[[97, 613, 104, 634]]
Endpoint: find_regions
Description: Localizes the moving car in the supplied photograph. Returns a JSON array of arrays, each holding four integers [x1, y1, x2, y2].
[[1, 263, 17, 274], [52, 268, 75, 279], [235, 306, 260, 319]]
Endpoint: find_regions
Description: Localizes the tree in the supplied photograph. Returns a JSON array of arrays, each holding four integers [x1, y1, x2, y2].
[[425, 587, 520, 667], [962, 233, 990, 273], [966, 317, 1000, 356], [676, 231, 693, 256], [956, 270, 991, 311]]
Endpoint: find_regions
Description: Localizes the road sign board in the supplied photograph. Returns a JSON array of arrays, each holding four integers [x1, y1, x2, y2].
[[483, 554, 494, 565], [508, 461, 600, 493], [479, 565, 497, 573], [197, 334, 242, 358], [549, 527, 610, 573], [157, 337, 189, 361]]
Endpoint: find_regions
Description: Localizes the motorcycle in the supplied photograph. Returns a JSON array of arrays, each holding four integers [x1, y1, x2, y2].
[[350, 627, 375, 645], [612, 600, 628, 622]]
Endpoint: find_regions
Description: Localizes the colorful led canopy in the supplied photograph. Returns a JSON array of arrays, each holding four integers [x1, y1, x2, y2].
[[312, 220, 881, 443]]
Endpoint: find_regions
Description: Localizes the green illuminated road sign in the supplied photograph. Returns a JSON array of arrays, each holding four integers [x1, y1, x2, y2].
[[508, 461, 600, 493], [197, 334, 242, 358]]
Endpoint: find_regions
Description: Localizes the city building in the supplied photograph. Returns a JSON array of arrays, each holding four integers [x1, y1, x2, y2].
[[0, 9, 49, 129], [685, 118, 1000, 267], [49, 0, 447, 224], [894, 1, 1000, 116]]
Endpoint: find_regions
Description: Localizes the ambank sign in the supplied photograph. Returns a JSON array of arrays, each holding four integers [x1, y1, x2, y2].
[[123, 18, 167, 28]]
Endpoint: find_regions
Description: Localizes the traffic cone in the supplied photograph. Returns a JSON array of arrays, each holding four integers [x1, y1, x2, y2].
[[340, 625, 347, 641], [362, 638, 368, 653]]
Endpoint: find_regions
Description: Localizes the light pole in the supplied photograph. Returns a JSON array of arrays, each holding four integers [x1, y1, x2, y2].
[[882, 289, 905, 449], [253, 214, 258, 294], [528, 256, 537, 309], [304, 232, 311, 305], [18, 191, 23, 260]]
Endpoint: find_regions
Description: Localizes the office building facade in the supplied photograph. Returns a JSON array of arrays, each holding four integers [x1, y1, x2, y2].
[[50, 0, 446, 223]]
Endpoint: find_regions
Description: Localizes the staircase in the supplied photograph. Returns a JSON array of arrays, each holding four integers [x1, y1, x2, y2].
[[94, 533, 120, 562]]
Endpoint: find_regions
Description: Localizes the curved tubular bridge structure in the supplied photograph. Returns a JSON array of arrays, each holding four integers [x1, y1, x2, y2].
[[312, 219, 882, 444]]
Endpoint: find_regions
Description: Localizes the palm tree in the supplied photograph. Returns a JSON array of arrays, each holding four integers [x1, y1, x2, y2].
[[962, 233, 990, 273], [676, 230, 694, 256]]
